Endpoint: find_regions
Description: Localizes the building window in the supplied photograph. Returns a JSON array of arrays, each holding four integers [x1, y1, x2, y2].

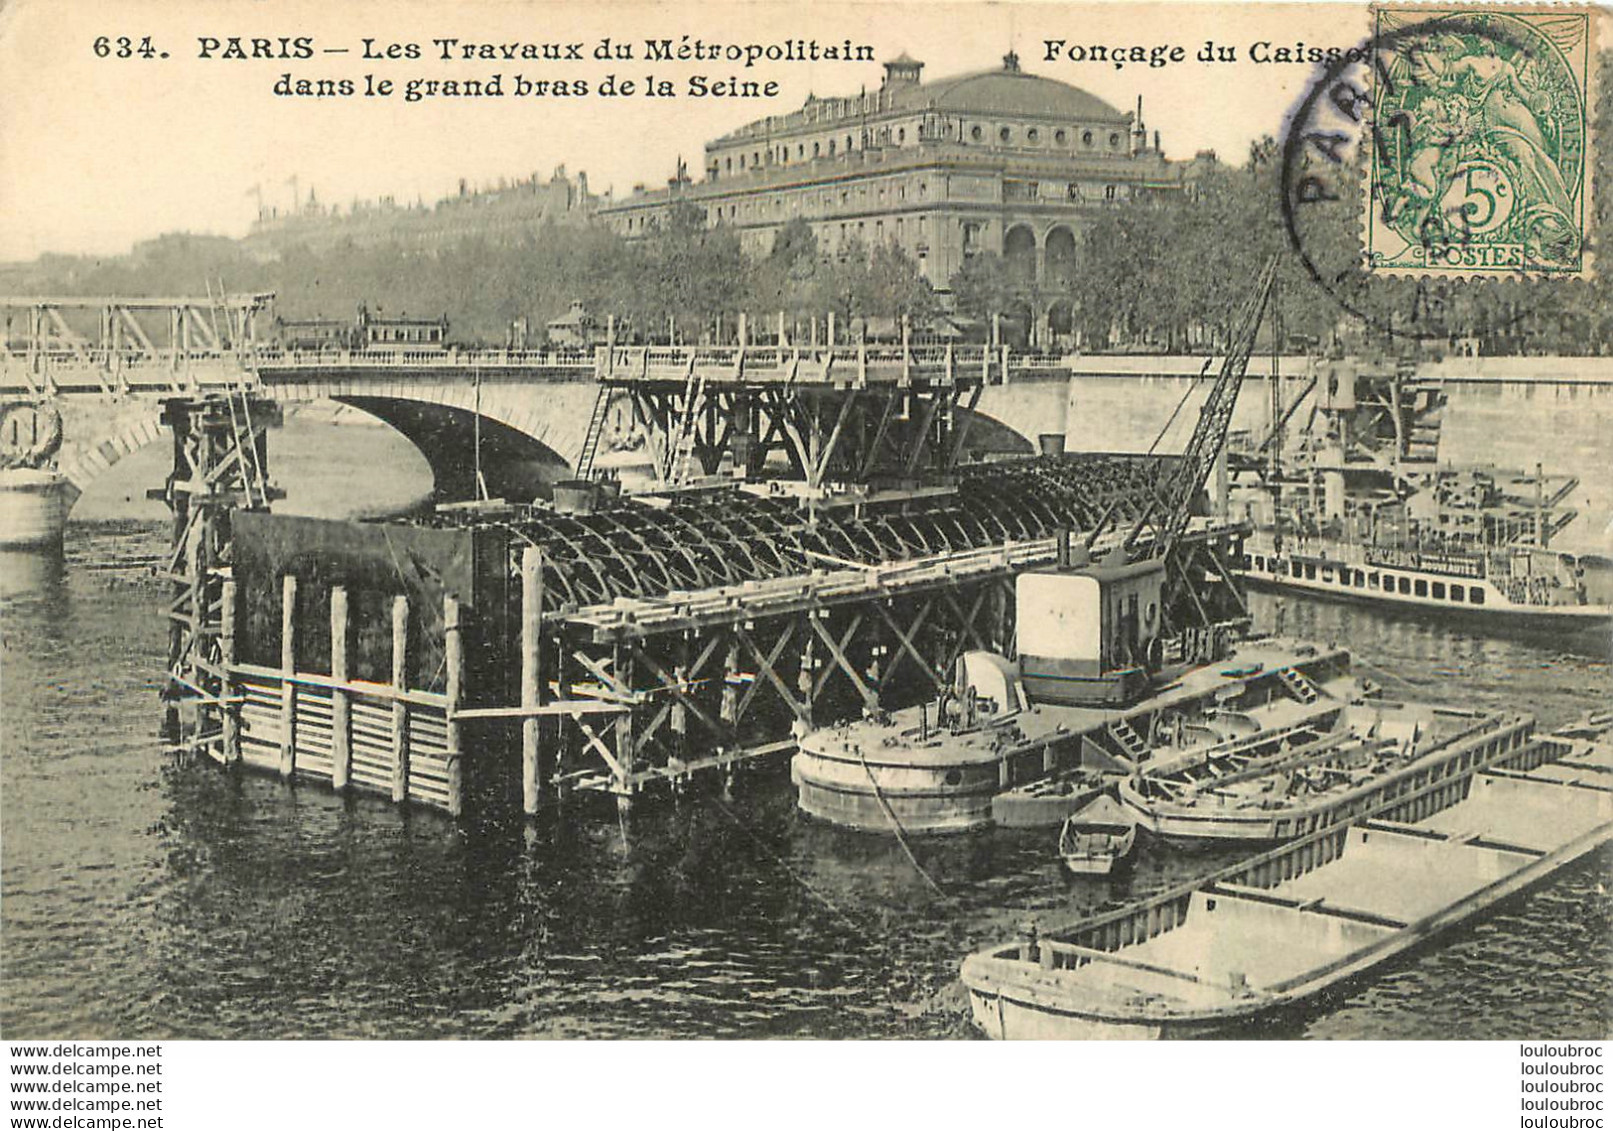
[[1450, 585, 1464, 602], [814, 142, 820, 157], [739, 155, 746, 169], [1104, 185, 1117, 201], [798, 144, 805, 158], [1383, 574, 1395, 592], [845, 135, 853, 151], [1082, 130, 1093, 146], [1290, 561, 1302, 579], [1027, 127, 1040, 143], [1471, 587, 1485, 605], [1398, 577, 1411, 594], [1304, 564, 1316, 581], [970, 125, 983, 141], [828, 140, 836, 156], [725, 157, 732, 172], [1432, 582, 1446, 600], [1055, 129, 1068, 145], [1109, 132, 1122, 149], [999, 126, 1012, 143], [1414, 579, 1428, 597], [897, 127, 905, 143]]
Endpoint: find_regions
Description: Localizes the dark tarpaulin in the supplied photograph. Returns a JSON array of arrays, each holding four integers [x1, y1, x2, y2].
[[231, 512, 507, 693]]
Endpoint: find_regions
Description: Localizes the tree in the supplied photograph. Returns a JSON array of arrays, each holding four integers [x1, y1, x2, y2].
[[949, 253, 1017, 326]]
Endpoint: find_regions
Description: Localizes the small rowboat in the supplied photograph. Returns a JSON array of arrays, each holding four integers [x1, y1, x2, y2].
[[1058, 795, 1137, 876]]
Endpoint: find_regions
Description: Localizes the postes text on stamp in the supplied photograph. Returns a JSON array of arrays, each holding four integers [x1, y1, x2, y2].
[[1366, 6, 1595, 279]]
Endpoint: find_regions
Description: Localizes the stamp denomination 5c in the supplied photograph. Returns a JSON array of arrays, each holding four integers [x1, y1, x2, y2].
[[1366, 6, 1596, 279]]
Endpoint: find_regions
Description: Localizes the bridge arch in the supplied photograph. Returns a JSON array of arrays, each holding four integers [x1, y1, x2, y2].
[[269, 375, 605, 503], [54, 410, 167, 510], [336, 396, 571, 503]]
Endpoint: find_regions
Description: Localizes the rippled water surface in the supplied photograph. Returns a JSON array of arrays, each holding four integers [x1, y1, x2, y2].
[[4, 515, 1610, 1039]]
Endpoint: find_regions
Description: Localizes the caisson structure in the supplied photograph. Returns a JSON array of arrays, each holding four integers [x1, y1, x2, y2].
[[159, 307, 1261, 821]]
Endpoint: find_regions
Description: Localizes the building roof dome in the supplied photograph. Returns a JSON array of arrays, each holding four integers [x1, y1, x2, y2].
[[894, 66, 1129, 123]]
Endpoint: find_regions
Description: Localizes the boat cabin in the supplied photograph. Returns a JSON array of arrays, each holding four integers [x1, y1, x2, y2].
[[1016, 553, 1165, 707]]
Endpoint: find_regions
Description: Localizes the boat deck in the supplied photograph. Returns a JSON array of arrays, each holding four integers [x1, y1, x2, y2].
[[805, 641, 1352, 772]]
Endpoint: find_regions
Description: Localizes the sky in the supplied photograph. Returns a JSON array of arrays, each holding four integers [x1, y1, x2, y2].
[[0, 0, 1400, 261]]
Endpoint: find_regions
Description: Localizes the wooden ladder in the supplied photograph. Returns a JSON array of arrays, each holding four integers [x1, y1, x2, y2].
[[1278, 667, 1320, 705], [575, 385, 612, 481], [669, 369, 707, 485], [1108, 717, 1150, 761]]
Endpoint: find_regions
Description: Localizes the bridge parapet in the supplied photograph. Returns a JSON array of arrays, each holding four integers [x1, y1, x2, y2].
[[595, 343, 1014, 387], [2, 349, 258, 395], [252, 346, 597, 372]]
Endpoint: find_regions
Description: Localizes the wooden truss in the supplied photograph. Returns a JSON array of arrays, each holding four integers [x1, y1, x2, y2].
[[623, 379, 984, 490], [158, 394, 282, 752]]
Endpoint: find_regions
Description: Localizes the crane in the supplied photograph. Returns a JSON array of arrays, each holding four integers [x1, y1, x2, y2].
[[1123, 254, 1279, 563]]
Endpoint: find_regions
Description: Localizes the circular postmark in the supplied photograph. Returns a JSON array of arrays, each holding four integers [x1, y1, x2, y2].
[[1281, 8, 1594, 340]]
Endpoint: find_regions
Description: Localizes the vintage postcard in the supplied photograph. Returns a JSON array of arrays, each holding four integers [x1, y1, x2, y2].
[[1, 0, 1608, 1111]]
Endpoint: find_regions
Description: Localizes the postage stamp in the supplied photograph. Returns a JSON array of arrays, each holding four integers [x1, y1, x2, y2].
[[1365, 6, 1596, 279]]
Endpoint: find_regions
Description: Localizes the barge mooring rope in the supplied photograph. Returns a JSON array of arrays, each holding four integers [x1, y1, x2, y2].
[[854, 743, 948, 899], [704, 795, 865, 933]]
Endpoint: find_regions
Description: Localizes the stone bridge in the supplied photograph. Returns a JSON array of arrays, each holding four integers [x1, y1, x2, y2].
[[9, 345, 1075, 516], [14, 343, 1612, 527]]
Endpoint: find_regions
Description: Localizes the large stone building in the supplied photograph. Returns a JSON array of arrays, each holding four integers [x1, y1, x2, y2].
[[242, 167, 601, 259], [598, 52, 1213, 323]]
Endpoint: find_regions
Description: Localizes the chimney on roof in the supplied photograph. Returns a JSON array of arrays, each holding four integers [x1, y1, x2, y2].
[[882, 53, 923, 87], [1002, 51, 1021, 73]]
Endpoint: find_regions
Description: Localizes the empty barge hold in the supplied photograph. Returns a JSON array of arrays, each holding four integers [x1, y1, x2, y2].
[[959, 715, 1610, 1039], [1118, 698, 1518, 844]]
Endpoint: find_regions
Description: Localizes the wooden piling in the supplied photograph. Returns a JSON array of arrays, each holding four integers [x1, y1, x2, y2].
[[521, 546, 544, 816], [330, 585, 352, 793], [220, 577, 240, 765], [613, 645, 634, 798], [444, 595, 464, 817], [390, 595, 410, 804], [278, 575, 297, 780]]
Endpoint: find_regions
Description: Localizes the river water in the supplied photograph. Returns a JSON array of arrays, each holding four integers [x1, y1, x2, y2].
[[3, 422, 1609, 1039]]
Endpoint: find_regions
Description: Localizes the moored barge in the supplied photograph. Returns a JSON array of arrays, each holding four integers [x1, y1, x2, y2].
[[1118, 699, 1513, 843], [960, 717, 1611, 1039]]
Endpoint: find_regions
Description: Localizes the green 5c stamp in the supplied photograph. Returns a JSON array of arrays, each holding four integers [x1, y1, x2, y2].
[[1367, 7, 1595, 278]]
